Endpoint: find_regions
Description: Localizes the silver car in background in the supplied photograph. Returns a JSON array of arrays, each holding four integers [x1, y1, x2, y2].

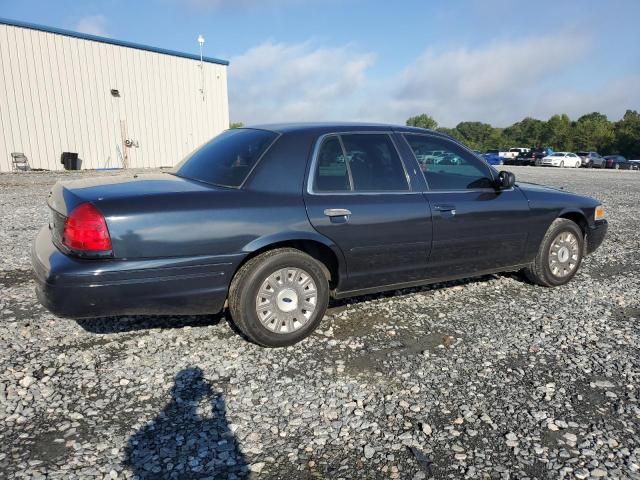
[[577, 151, 606, 168]]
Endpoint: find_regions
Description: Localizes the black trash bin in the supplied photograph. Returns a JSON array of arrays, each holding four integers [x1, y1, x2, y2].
[[61, 152, 81, 170]]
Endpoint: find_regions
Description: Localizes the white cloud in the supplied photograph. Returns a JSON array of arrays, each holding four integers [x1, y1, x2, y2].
[[374, 33, 592, 126], [74, 15, 108, 37], [229, 34, 640, 127], [229, 41, 375, 123]]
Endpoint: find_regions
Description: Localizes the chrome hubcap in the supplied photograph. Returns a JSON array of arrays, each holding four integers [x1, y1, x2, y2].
[[255, 267, 317, 334], [549, 231, 580, 278]]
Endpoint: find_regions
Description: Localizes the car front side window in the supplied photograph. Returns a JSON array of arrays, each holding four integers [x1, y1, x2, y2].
[[403, 135, 494, 190]]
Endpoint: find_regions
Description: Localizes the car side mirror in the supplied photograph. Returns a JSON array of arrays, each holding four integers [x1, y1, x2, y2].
[[496, 170, 515, 189]]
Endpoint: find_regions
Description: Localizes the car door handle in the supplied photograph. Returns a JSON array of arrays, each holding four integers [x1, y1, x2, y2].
[[433, 204, 456, 215], [324, 208, 352, 217]]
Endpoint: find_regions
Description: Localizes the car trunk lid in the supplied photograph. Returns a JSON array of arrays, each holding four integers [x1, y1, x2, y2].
[[48, 173, 218, 216]]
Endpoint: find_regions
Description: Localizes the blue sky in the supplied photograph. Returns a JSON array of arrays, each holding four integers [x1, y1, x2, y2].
[[2, 0, 639, 126]]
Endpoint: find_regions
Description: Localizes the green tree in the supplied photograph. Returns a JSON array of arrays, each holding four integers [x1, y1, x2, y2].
[[403, 109, 635, 156], [573, 112, 614, 152], [454, 121, 495, 151], [436, 127, 466, 143], [229, 122, 244, 129], [406, 114, 438, 130], [613, 110, 640, 158], [503, 117, 545, 147], [543, 114, 573, 150]]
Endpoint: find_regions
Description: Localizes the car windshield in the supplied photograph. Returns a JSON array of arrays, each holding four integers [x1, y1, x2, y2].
[[171, 128, 278, 187], [577, 152, 589, 156]]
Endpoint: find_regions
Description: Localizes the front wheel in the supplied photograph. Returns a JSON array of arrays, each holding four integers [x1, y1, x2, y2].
[[523, 218, 584, 287], [559, 160, 564, 168], [228, 248, 329, 347]]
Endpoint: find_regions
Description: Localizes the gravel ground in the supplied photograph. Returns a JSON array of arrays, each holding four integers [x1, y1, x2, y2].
[[0, 166, 638, 479]]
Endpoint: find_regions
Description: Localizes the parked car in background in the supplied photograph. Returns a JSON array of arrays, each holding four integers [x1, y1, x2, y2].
[[541, 152, 582, 168], [503, 147, 530, 160], [603, 155, 631, 170], [31, 123, 607, 347], [577, 151, 605, 168], [628, 160, 640, 170], [481, 149, 504, 166], [513, 147, 554, 166]]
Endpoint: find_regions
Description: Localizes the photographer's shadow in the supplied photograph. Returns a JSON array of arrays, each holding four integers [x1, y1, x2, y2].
[[125, 367, 248, 479]]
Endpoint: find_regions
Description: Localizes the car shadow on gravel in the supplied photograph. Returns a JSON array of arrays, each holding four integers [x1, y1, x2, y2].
[[125, 367, 248, 479], [76, 313, 226, 334]]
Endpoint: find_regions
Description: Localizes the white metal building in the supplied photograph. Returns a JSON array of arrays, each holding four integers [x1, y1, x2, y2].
[[0, 18, 229, 172]]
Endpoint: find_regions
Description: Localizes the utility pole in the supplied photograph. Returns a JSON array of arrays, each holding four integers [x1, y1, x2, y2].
[[197, 34, 205, 101]]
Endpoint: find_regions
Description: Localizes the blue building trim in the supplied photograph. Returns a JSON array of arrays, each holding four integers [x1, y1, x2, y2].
[[0, 17, 229, 66]]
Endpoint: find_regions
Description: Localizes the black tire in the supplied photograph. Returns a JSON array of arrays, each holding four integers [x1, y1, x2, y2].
[[523, 218, 584, 287], [228, 248, 329, 347], [588, 161, 593, 168]]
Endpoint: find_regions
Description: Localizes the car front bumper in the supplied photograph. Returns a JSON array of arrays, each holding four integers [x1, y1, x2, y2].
[[31, 226, 238, 319], [586, 220, 607, 255]]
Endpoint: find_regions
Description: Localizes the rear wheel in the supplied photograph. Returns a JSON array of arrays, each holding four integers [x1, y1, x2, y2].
[[523, 218, 584, 287], [228, 248, 329, 347], [615, 163, 620, 170]]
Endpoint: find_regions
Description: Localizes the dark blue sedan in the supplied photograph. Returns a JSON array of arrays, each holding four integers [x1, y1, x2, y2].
[[32, 123, 607, 347]]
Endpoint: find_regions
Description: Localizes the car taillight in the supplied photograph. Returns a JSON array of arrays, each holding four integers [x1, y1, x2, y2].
[[63, 203, 112, 252]]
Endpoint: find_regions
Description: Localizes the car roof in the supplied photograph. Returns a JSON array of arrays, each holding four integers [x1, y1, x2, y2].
[[247, 121, 450, 137]]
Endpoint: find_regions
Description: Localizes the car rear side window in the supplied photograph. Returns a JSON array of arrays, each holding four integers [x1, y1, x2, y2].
[[403, 134, 494, 190], [172, 128, 278, 187], [313, 133, 409, 192], [314, 136, 351, 192]]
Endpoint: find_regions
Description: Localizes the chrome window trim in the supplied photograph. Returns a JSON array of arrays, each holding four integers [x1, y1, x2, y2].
[[337, 135, 355, 191], [307, 131, 412, 196], [424, 187, 515, 194], [401, 132, 498, 191]]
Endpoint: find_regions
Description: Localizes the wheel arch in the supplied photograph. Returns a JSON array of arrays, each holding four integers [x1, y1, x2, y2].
[[237, 232, 346, 290], [557, 209, 588, 237]]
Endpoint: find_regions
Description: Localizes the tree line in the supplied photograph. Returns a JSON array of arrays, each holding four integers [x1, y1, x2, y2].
[[406, 110, 640, 158]]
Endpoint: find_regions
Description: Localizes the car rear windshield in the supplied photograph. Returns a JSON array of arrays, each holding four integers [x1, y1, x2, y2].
[[171, 128, 278, 187]]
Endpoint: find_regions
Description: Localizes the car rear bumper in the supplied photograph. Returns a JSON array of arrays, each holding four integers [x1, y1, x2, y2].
[[586, 220, 607, 255], [31, 226, 240, 319]]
